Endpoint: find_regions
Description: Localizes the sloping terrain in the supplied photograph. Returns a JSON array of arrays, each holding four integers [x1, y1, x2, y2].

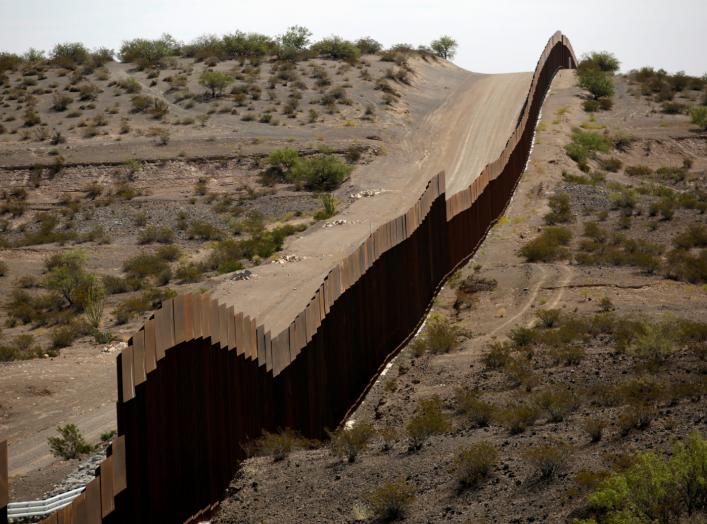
[[213, 70, 707, 524]]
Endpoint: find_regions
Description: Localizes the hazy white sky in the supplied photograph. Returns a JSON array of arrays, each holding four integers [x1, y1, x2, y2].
[[0, 0, 705, 75]]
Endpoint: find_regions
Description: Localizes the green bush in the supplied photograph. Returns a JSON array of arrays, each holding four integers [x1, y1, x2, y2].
[[155, 244, 182, 261], [618, 403, 656, 436], [266, 148, 300, 180], [288, 154, 352, 191], [367, 480, 415, 522], [314, 193, 337, 220], [451, 441, 497, 491], [406, 395, 449, 450], [519, 226, 572, 262], [545, 192, 573, 224], [48, 424, 93, 459], [114, 287, 175, 324], [199, 70, 233, 97], [311, 37, 360, 61], [578, 51, 620, 73], [50, 42, 90, 68], [328, 421, 374, 463], [583, 432, 706, 522], [578, 69, 615, 100], [175, 263, 205, 283], [665, 248, 707, 283], [690, 106, 707, 131], [119, 34, 179, 68], [598, 156, 622, 172], [188, 221, 224, 241], [43, 250, 96, 312]]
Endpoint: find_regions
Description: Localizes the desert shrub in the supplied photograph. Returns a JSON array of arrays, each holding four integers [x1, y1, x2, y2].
[[367, 480, 415, 522], [43, 250, 95, 311], [545, 192, 573, 224], [451, 441, 497, 491], [78, 82, 99, 101], [582, 417, 607, 443], [355, 37, 382, 54], [482, 341, 512, 369], [524, 442, 570, 481], [624, 164, 652, 177], [51, 42, 90, 68], [118, 76, 141, 93], [631, 323, 674, 369], [288, 154, 352, 191], [175, 263, 205, 283], [583, 432, 706, 522], [618, 403, 656, 436], [311, 37, 360, 62], [690, 106, 707, 131], [155, 244, 181, 261], [51, 324, 80, 348], [598, 156, 622, 172], [410, 313, 458, 355], [549, 345, 586, 366], [494, 403, 540, 434], [266, 148, 299, 180], [119, 34, 179, 69], [673, 223, 707, 249], [578, 69, 615, 100], [454, 387, 494, 427], [122, 252, 169, 279], [519, 226, 572, 262], [406, 395, 449, 450], [199, 70, 233, 97], [256, 428, 303, 461], [48, 424, 93, 459], [188, 221, 224, 241], [314, 193, 337, 220], [579, 51, 620, 73], [532, 387, 578, 422], [665, 248, 707, 284], [138, 225, 175, 244], [328, 421, 374, 463], [565, 128, 611, 168], [537, 308, 561, 328], [114, 287, 175, 324], [102, 275, 131, 295], [0, 333, 44, 361], [51, 93, 72, 112], [207, 240, 244, 273]]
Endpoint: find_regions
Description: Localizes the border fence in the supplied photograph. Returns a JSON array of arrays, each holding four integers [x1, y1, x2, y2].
[[2, 31, 576, 524]]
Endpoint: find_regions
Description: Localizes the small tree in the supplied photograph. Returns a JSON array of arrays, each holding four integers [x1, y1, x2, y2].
[[431, 36, 458, 60], [48, 424, 93, 459], [199, 70, 233, 97], [578, 69, 615, 100], [280, 25, 312, 51], [43, 250, 95, 311]]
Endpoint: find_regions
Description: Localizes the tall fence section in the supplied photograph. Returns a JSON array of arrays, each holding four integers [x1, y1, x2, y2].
[[17, 31, 576, 524]]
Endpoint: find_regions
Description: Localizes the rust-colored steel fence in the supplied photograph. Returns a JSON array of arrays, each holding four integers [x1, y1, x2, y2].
[[27, 31, 576, 524]]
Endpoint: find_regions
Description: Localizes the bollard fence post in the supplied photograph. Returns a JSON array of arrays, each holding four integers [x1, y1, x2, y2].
[[0, 440, 8, 524]]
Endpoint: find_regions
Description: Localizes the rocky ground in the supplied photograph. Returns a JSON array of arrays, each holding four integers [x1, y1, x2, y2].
[[212, 74, 707, 523]]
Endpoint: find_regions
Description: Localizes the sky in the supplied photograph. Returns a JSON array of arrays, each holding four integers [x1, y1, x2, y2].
[[0, 0, 705, 76]]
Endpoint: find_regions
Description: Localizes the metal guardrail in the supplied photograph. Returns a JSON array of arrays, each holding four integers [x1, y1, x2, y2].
[[7, 487, 84, 519]]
